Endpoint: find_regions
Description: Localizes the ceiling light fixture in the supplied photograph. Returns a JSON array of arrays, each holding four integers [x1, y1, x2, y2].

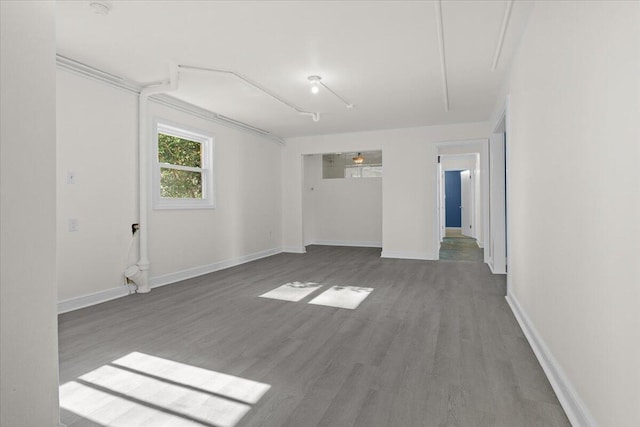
[[89, 1, 111, 15], [308, 75, 321, 94], [307, 75, 354, 109], [352, 153, 365, 164]]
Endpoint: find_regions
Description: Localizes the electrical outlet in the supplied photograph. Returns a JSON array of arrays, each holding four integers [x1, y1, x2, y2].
[[68, 218, 79, 232]]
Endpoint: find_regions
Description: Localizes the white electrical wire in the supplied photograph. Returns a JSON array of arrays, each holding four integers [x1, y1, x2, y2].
[[123, 228, 139, 294]]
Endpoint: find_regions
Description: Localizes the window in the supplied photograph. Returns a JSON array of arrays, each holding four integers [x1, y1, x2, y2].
[[344, 165, 383, 178], [322, 151, 383, 179], [153, 120, 214, 209]]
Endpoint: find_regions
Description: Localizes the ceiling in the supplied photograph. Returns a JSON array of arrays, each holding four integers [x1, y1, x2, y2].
[[56, 1, 533, 138]]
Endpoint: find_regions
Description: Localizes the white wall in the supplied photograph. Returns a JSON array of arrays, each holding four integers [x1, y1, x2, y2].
[[303, 154, 382, 247], [0, 2, 61, 426], [283, 123, 492, 258], [56, 71, 283, 306], [57, 71, 138, 302], [148, 102, 282, 281], [496, 2, 640, 426], [441, 155, 475, 172]]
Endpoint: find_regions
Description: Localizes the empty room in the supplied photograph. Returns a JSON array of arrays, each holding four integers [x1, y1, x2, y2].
[[1, 1, 638, 427]]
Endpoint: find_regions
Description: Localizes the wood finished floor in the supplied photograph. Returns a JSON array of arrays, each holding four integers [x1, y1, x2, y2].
[[59, 245, 570, 427]]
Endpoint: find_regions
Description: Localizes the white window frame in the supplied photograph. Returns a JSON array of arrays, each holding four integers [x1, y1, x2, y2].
[[344, 164, 383, 178], [152, 119, 215, 210]]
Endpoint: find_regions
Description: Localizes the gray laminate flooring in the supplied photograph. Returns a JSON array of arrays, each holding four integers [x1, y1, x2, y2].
[[58, 245, 570, 427]]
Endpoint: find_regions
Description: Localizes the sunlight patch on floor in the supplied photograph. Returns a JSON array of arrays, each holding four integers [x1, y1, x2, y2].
[[308, 285, 373, 309], [259, 281, 322, 302], [113, 352, 270, 404], [60, 352, 271, 427], [60, 381, 202, 426]]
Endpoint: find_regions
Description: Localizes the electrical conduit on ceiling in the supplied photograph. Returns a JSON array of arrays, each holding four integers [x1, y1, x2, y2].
[[178, 64, 321, 122]]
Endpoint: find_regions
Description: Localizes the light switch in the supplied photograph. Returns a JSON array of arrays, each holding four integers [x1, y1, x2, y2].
[[67, 171, 76, 184]]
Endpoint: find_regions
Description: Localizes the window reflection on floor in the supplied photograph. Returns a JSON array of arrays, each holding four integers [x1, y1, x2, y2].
[[59, 352, 271, 427]]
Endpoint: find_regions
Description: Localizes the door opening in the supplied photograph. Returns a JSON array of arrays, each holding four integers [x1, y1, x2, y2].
[[489, 106, 509, 275]]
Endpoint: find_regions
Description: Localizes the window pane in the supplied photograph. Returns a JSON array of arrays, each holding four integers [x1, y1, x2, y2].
[[160, 168, 202, 199], [344, 167, 362, 178], [158, 133, 202, 168], [322, 151, 382, 179], [362, 166, 383, 177]]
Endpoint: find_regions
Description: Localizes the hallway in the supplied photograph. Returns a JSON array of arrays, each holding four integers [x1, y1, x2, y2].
[[439, 228, 484, 262]]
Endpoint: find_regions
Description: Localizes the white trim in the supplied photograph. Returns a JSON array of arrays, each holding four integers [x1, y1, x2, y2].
[[55, 54, 285, 144], [434, 138, 487, 148], [506, 292, 597, 427], [151, 95, 285, 145], [309, 240, 382, 248], [439, 154, 477, 163], [56, 54, 140, 94], [152, 118, 216, 210], [492, 95, 512, 288], [487, 261, 496, 274], [282, 246, 307, 254], [150, 247, 282, 288], [380, 250, 435, 261], [58, 248, 283, 314], [58, 286, 131, 314]]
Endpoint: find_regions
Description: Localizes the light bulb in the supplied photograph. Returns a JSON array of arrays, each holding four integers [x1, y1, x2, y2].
[[308, 75, 322, 95]]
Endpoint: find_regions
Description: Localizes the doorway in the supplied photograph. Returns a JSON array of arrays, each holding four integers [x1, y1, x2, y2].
[[437, 152, 483, 262], [489, 109, 508, 275], [444, 170, 462, 229]]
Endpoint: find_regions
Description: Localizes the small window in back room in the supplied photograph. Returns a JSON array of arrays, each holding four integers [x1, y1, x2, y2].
[[322, 150, 382, 179], [153, 120, 215, 209]]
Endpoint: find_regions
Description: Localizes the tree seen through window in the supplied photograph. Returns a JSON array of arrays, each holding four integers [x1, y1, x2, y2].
[[158, 133, 203, 199]]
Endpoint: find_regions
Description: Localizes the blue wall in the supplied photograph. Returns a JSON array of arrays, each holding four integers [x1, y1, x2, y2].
[[445, 171, 462, 227]]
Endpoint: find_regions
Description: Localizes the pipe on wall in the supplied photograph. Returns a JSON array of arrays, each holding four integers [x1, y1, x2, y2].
[[131, 63, 179, 293]]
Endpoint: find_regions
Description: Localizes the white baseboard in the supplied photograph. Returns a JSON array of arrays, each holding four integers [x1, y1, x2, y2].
[[311, 240, 382, 248], [58, 247, 283, 314], [380, 250, 435, 260], [58, 285, 131, 314], [150, 247, 282, 288], [506, 293, 596, 427], [487, 260, 506, 275], [282, 246, 306, 254]]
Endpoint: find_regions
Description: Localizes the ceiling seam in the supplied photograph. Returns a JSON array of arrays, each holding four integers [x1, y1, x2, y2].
[[491, 0, 515, 71], [434, 0, 450, 112]]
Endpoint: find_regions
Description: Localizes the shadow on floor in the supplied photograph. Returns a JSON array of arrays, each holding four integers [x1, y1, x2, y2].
[[439, 228, 484, 262]]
